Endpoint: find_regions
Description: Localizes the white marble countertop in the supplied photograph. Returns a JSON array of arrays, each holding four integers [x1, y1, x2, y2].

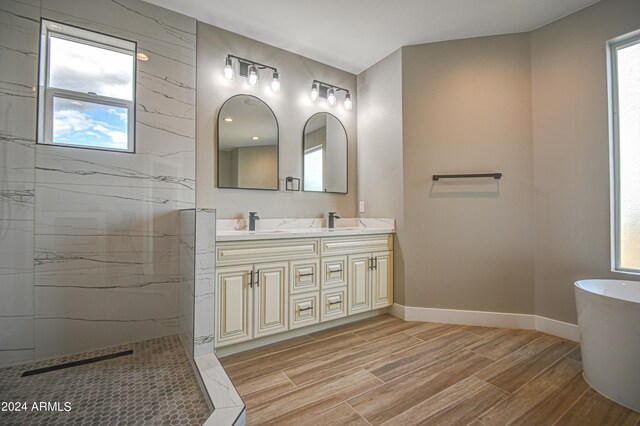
[[216, 218, 395, 242]]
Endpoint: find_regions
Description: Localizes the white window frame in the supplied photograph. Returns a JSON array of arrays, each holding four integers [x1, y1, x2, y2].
[[37, 19, 136, 153], [303, 145, 324, 192], [608, 29, 640, 274]]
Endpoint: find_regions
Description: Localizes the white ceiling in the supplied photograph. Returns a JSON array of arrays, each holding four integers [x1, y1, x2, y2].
[[144, 0, 600, 74]]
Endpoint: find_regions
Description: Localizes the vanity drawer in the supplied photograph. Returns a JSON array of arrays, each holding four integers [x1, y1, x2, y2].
[[290, 259, 320, 294], [217, 238, 319, 266], [321, 287, 347, 322], [320, 235, 392, 256], [321, 256, 347, 288], [290, 292, 319, 329]]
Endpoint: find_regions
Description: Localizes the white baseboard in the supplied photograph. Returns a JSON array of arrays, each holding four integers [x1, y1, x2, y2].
[[534, 315, 580, 342], [387, 303, 406, 319], [390, 303, 579, 342]]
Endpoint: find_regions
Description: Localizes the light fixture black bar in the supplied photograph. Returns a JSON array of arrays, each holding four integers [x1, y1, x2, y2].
[[312, 79, 350, 94], [227, 54, 277, 72], [432, 173, 502, 181]]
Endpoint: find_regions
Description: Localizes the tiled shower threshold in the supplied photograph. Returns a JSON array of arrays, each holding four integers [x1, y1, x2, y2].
[[194, 353, 246, 425]]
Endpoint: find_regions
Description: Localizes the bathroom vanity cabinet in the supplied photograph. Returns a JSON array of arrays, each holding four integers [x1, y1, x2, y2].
[[214, 233, 393, 349]]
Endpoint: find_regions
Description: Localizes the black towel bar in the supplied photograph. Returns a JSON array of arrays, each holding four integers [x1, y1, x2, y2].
[[432, 173, 502, 181]]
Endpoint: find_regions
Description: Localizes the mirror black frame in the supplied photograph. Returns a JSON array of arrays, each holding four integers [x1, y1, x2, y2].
[[216, 94, 280, 191], [301, 112, 348, 194]]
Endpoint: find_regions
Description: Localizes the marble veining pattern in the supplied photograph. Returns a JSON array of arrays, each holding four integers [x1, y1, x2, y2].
[[216, 217, 396, 241], [194, 209, 216, 357], [196, 353, 245, 426], [179, 209, 195, 358], [0, 0, 39, 367], [180, 209, 242, 426], [0, 0, 196, 366]]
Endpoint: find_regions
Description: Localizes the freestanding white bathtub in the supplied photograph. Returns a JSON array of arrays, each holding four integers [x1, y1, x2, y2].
[[575, 279, 640, 412]]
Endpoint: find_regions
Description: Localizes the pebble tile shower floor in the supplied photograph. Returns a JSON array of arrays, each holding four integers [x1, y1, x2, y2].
[[0, 335, 210, 425]]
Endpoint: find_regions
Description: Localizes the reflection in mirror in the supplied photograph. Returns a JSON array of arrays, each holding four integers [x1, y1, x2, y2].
[[302, 113, 348, 193], [217, 95, 279, 190]]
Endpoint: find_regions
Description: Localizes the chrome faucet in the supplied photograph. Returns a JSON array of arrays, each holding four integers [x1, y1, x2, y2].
[[328, 212, 340, 229], [248, 212, 260, 231]]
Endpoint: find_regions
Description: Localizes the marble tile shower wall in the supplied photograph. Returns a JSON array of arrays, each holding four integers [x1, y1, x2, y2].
[[179, 210, 195, 359], [178, 209, 215, 358], [0, 0, 38, 367], [0, 0, 196, 367], [193, 210, 215, 357]]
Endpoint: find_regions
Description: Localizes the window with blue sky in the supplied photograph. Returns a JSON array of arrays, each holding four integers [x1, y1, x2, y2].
[[38, 20, 136, 152]]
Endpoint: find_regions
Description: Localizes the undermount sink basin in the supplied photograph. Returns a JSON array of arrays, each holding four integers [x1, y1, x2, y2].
[[215, 218, 395, 241], [218, 225, 385, 234]]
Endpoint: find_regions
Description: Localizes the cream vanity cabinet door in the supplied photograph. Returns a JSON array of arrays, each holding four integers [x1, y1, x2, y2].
[[290, 259, 320, 294], [321, 256, 347, 288], [348, 253, 372, 314], [372, 251, 393, 309], [215, 265, 253, 347], [254, 262, 289, 338], [290, 292, 320, 329], [321, 287, 347, 321]]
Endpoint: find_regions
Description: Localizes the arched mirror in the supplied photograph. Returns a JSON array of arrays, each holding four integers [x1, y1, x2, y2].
[[302, 112, 347, 193], [217, 95, 279, 190]]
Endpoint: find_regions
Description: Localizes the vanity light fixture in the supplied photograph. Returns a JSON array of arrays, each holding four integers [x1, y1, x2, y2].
[[248, 65, 259, 87], [224, 54, 280, 92], [310, 82, 319, 101], [327, 87, 336, 106], [270, 71, 280, 92], [224, 57, 235, 80], [343, 93, 352, 111], [309, 80, 352, 111]]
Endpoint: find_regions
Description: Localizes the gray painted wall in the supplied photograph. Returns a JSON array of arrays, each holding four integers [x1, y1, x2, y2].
[[357, 49, 406, 304], [357, 0, 640, 324], [401, 34, 535, 314], [196, 23, 358, 218], [531, 0, 640, 323], [236, 145, 278, 189]]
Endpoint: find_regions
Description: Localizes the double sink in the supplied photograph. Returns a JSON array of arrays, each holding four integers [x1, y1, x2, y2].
[[216, 218, 395, 242]]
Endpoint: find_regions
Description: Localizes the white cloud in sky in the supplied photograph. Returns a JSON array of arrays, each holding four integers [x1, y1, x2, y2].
[[49, 36, 133, 100], [53, 98, 129, 150], [108, 107, 128, 123]]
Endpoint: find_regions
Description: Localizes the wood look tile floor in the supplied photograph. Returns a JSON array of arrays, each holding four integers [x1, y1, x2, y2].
[[220, 315, 640, 426]]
